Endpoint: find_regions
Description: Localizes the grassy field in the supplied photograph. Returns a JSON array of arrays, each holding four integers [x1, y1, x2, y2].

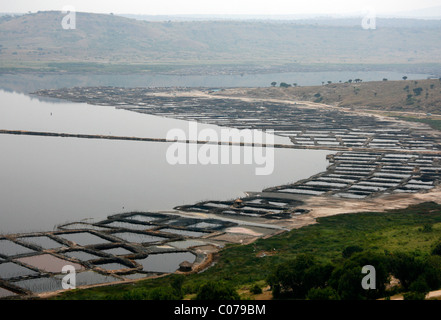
[[219, 79, 441, 113], [51, 201, 441, 300], [396, 116, 441, 131]]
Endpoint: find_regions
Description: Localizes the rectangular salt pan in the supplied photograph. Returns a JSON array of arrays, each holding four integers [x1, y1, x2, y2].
[[374, 173, 411, 178], [101, 247, 133, 256], [305, 181, 348, 188], [18, 236, 64, 250], [187, 222, 222, 229], [0, 239, 35, 257], [64, 251, 102, 261], [125, 214, 161, 223], [56, 271, 120, 287], [57, 232, 111, 246], [0, 262, 39, 279], [17, 254, 84, 273], [159, 228, 208, 238], [95, 262, 131, 271], [135, 252, 196, 273], [0, 287, 17, 298], [12, 276, 61, 293], [333, 193, 367, 199], [103, 221, 155, 231], [59, 223, 111, 231], [279, 189, 325, 195], [112, 232, 166, 244]]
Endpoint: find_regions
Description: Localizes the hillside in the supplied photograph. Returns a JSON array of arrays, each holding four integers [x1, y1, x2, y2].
[[214, 79, 441, 114], [1, 11, 441, 73]]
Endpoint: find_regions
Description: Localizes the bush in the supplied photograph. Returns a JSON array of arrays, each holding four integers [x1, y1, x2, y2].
[[148, 287, 181, 300], [389, 252, 425, 291], [403, 291, 426, 300], [267, 254, 334, 299], [195, 281, 240, 300], [306, 287, 340, 300], [329, 252, 389, 300], [171, 275, 185, 299], [409, 276, 430, 294], [342, 245, 363, 259], [431, 241, 441, 256], [250, 284, 262, 295], [413, 87, 423, 96], [120, 288, 149, 300], [420, 224, 433, 233]]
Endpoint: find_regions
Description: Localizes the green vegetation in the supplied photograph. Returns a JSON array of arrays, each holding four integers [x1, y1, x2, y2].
[[195, 281, 241, 300], [52, 202, 441, 300], [267, 249, 441, 300], [279, 82, 291, 88], [396, 116, 441, 131]]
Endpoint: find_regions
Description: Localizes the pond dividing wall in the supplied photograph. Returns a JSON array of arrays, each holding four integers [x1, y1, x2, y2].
[[0, 211, 264, 298]]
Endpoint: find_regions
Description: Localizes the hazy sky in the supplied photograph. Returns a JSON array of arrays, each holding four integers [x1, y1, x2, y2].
[[1, 0, 440, 15]]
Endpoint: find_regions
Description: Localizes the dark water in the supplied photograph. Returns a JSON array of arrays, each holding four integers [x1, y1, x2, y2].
[[135, 252, 197, 273]]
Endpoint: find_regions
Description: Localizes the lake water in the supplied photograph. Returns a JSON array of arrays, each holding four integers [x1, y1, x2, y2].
[[0, 71, 433, 94], [0, 90, 331, 234]]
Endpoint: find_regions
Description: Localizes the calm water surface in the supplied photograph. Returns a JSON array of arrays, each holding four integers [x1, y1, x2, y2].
[[0, 90, 331, 234]]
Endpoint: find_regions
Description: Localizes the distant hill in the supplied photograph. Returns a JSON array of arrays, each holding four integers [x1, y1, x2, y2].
[[387, 6, 441, 19], [1, 11, 441, 73]]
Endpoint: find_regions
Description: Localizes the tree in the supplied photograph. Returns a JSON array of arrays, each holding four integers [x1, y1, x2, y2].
[[331, 264, 364, 300], [148, 287, 181, 300], [268, 254, 333, 299], [431, 240, 441, 256], [279, 82, 291, 88], [402, 76, 408, 80], [306, 287, 340, 300], [389, 252, 424, 290], [329, 252, 389, 300], [413, 87, 423, 96], [195, 281, 240, 300], [403, 291, 426, 300], [406, 276, 430, 298], [342, 245, 363, 259], [171, 275, 185, 298], [251, 284, 262, 294], [383, 78, 388, 81], [423, 255, 441, 290], [271, 82, 277, 87]]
